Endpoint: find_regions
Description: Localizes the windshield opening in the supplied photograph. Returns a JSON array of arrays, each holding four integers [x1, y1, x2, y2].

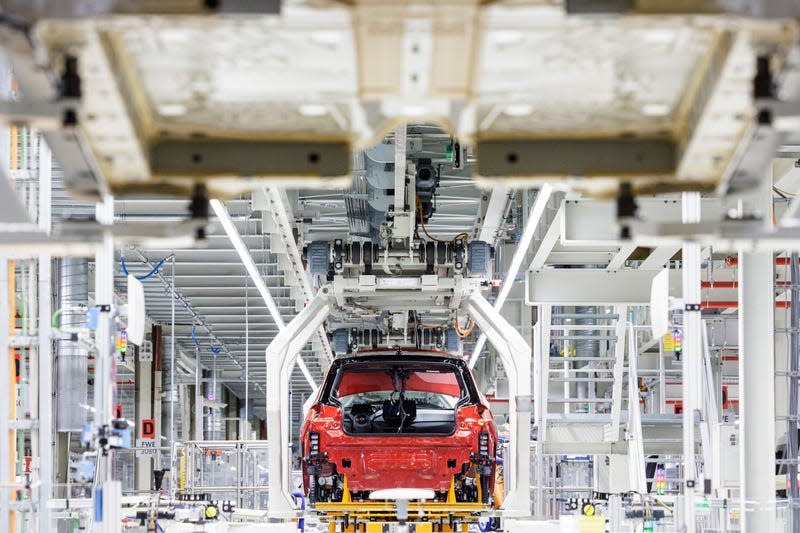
[[330, 362, 466, 436]]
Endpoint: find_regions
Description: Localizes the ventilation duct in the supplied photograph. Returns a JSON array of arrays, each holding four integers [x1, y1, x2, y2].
[[55, 258, 88, 432]]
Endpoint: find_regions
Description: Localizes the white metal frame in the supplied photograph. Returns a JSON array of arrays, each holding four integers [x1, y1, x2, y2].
[[266, 289, 331, 519], [466, 292, 531, 517]]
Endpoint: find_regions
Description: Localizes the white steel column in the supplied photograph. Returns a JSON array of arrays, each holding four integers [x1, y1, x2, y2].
[[0, 260, 10, 533], [532, 304, 551, 519], [36, 138, 53, 531], [681, 191, 703, 533], [0, 53, 12, 533], [94, 197, 115, 438], [194, 340, 202, 441], [94, 196, 120, 533], [134, 351, 153, 491], [738, 250, 776, 531]]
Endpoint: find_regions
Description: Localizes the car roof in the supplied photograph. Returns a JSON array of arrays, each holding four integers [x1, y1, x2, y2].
[[337, 348, 463, 361]]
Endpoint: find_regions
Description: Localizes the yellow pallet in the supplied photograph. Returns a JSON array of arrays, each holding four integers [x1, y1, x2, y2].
[[332, 523, 467, 533], [316, 476, 486, 531]]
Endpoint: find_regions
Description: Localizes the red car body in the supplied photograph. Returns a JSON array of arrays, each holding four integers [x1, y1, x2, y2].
[[300, 349, 498, 504]]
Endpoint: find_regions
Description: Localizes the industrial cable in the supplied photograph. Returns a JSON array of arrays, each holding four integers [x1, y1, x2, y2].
[[453, 316, 476, 339], [50, 307, 83, 333], [120, 255, 170, 281], [416, 198, 469, 244]]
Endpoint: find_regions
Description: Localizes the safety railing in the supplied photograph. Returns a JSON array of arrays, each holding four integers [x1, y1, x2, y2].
[[176, 440, 270, 510]]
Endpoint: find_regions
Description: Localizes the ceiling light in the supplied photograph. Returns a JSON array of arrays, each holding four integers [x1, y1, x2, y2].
[[401, 105, 428, 116], [299, 104, 328, 117], [311, 31, 342, 46], [503, 103, 534, 117], [641, 103, 671, 117], [157, 103, 187, 117], [492, 30, 523, 46]]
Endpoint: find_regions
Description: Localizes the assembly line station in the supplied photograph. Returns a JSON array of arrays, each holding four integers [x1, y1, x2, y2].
[[1, 1, 800, 532]]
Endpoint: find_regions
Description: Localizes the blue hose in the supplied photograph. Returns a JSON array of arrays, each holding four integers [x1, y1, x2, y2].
[[211, 346, 222, 355], [121, 256, 166, 281], [478, 518, 494, 532], [191, 326, 200, 348], [291, 491, 306, 532]]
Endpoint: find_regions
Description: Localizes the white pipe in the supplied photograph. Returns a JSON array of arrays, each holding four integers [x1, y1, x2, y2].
[[210, 199, 316, 388], [469, 184, 553, 368], [738, 250, 776, 532], [681, 191, 701, 533]]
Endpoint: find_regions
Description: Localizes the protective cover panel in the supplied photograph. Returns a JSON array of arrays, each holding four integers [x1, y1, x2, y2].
[[29, 3, 796, 198]]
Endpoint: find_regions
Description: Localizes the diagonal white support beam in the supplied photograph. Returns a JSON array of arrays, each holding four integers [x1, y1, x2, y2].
[[639, 245, 680, 270], [477, 185, 512, 243], [606, 243, 637, 271], [527, 199, 564, 272], [469, 184, 553, 368], [210, 199, 317, 388]]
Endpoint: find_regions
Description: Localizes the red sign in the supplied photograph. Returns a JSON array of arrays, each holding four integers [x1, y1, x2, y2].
[[141, 419, 155, 439]]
